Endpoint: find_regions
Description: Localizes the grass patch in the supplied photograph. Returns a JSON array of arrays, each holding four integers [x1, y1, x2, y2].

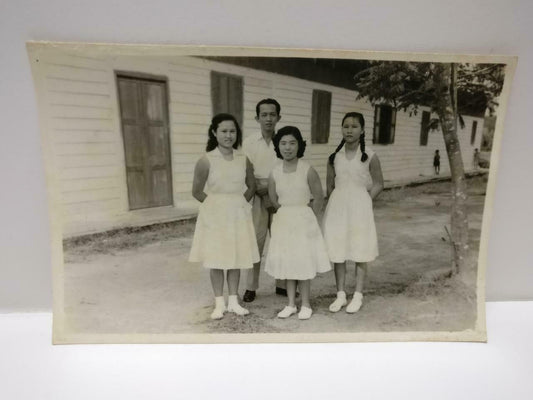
[[64, 218, 196, 260]]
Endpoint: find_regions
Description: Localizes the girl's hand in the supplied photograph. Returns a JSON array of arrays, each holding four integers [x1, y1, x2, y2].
[[326, 162, 335, 198], [369, 154, 384, 200], [256, 185, 269, 197]]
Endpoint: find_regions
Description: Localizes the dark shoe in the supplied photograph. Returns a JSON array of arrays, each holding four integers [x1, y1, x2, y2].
[[275, 287, 299, 297], [243, 290, 256, 303]]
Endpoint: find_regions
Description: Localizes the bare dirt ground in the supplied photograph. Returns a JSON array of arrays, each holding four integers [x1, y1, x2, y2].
[[63, 175, 487, 335]]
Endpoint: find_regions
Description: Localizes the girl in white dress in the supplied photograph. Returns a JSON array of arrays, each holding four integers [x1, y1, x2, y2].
[[323, 112, 384, 314], [189, 114, 259, 320], [264, 126, 331, 320]]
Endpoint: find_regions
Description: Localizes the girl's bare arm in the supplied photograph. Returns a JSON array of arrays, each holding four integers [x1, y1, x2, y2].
[[308, 166, 325, 216], [244, 157, 256, 202], [326, 162, 335, 198], [369, 154, 384, 200], [191, 156, 209, 202], [267, 172, 280, 210]]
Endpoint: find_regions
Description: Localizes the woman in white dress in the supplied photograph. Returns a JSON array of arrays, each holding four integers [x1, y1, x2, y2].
[[264, 126, 331, 320], [322, 112, 384, 314], [189, 114, 259, 320]]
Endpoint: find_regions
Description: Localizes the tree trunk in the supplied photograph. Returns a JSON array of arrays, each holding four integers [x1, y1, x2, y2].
[[435, 63, 469, 274]]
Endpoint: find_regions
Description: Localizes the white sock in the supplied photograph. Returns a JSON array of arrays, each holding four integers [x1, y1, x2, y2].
[[329, 291, 347, 312], [346, 292, 363, 314], [211, 296, 226, 320], [227, 295, 249, 316]]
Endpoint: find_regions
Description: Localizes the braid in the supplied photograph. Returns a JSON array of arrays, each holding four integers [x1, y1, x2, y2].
[[328, 139, 346, 166], [360, 133, 368, 162]]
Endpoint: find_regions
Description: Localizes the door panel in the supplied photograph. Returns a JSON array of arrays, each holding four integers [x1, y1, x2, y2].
[[117, 75, 173, 210], [145, 83, 165, 121]]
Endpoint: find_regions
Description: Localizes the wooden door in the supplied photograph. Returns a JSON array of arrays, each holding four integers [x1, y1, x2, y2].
[[117, 75, 173, 210]]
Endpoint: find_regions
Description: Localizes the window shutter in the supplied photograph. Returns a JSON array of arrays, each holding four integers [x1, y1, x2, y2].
[[319, 91, 331, 143], [211, 71, 243, 128], [228, 75, 243, 129], [470, 120, 478, 145], [373, 105, 380, 144], [374, 105, 396, 145], [378, 105, 391, 144], [311, 91, 319, 143], [390, 107, 397, 144], [420, 110, 430, 146], [311, 90, 331, 144], [211, 71, 223, 116]]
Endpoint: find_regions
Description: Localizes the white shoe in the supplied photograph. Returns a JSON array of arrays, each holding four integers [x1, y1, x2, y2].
[[329, 293, 347, 313], [277, 306, 297, 319], [346, 292, 363, 314], [227, 303, 249, 316], [210, 306, 225, 320], [298, 306, 313, 320]]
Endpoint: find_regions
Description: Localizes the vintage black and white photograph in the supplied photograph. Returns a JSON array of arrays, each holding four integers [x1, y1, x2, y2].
[[27, 43, 515, 343]]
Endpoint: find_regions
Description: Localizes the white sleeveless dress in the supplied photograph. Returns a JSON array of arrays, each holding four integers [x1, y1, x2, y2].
[[189, 148, 259, 270], [322, 146, 379, 263], [264, 160, 331, 280]]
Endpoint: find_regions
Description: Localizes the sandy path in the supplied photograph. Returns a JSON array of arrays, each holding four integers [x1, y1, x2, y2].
[[64, 191, 483, 335]]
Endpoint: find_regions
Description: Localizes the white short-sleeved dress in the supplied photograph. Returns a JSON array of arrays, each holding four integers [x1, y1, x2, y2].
[[264, 160, 331, 280], [323, 146, 379, 263], [189, 148, 260, 270]]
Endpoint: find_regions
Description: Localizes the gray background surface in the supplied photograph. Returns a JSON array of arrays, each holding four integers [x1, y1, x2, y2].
[[1, 0, 532, 311]]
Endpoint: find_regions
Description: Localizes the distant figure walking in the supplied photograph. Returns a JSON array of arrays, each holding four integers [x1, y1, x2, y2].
[[473, 148, 480, 170], [433, 149, 440, 175]]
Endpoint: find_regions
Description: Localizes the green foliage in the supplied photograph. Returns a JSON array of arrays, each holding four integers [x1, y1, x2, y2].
[[354, 62, 437, 114], [354, 61, 505, 118], [457, 64, 505, 116]]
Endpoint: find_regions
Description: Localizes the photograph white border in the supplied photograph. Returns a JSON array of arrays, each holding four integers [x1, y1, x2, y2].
[[26, 42, 517, 344]]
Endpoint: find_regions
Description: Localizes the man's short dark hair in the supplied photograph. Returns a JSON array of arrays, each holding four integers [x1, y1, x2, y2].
[[255, 98, 281, 116]]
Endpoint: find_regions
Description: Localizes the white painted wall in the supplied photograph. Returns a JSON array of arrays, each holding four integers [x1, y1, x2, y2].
[[33, 53, 485, 236]]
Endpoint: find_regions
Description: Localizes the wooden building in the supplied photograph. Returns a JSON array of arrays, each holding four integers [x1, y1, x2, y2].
[[31, 52, 484, 237]]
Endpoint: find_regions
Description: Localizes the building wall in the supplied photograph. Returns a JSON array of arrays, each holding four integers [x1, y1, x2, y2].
[[34, 54, 484, 237]]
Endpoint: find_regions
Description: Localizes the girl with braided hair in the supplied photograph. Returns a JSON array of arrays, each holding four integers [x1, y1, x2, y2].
[[322, 112, 384, 314]]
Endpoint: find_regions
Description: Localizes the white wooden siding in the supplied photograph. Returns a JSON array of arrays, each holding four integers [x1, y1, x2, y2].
[[35, 54, 484, 236]]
